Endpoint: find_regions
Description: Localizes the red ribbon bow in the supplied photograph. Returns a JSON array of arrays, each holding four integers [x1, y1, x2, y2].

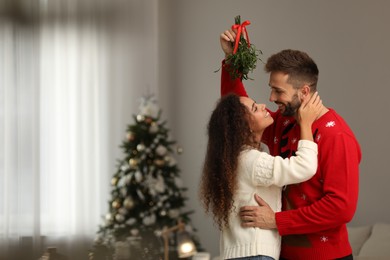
[[231, 20, 251, 54]]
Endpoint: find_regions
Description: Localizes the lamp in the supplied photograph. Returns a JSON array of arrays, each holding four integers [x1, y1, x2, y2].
[[176, 228, 197, 258], [161, 219, 197, 260]]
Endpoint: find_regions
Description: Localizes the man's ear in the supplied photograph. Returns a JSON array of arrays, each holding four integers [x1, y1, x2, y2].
[[300, 85, 311, 98]]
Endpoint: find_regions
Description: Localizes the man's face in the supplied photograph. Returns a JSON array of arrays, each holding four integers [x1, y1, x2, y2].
[[268, 71, 301, 117]]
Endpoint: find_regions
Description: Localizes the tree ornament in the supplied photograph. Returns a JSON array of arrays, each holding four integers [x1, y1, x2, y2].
[[105, 213, 114, 222], [130, 228, 139, 236], [154, 230, 162, 237], [136, 143, 145, 152], [136, 189, 145, 200], [111, 177, 119, 186], [138, 95, 159, 118], [136, 114, 145, 122], [124, 173, 133, 185], [129, 158, 138, 168], [176, 146, 183, 154], [168, 209, 180, 218], [154, 159, 165, 167], [118, 207, 128, 215], [120, 187, 127, 197], [149, 122, 159, 134], [121, 164, 129, 172], [123, 197, 135, 209], [156, 145, 167, 156], [126, 131, 135, 141], [115, 213, 125, 223], [134, 171, 143, 182], [112, 199, 121, 209], [142, 214, 156, 226], [125, 218, 136, 226]]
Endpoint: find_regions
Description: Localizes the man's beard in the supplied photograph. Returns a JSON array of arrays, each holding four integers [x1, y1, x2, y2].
[[280, 93, 301, 117]]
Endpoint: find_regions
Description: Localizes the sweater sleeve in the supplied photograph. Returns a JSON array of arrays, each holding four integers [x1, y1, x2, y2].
[[221, 60, 249, 97], [275, 133, 361, 235], [249, 140, 318, 187]]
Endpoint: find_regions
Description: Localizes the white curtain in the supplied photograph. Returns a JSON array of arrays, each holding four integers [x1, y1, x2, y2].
[[0, 0, 158, 259]]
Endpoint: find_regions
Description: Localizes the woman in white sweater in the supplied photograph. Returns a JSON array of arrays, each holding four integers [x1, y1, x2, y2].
[[199, 93, 321, 260]]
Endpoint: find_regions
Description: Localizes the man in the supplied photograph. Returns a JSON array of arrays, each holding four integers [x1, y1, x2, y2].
[[220, 29, 361, 260]]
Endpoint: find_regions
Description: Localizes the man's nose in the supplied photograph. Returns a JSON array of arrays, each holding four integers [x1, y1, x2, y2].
[[269, 93, 276, 102]]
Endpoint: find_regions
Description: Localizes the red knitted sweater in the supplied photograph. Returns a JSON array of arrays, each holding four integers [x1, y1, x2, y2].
[[221, 61, 362, 260]]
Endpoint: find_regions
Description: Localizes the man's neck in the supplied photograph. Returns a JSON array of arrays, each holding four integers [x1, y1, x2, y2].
[[316, 105, 329, 120], [293, 104, 329, 122]]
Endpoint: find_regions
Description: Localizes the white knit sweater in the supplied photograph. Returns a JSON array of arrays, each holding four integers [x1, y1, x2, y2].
[[220, 140, 318, 260]]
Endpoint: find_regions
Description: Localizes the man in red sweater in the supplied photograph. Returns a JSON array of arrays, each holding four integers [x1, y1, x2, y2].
[[220, 29, 361, 260]]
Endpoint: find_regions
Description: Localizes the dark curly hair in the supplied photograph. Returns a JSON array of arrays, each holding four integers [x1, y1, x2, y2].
[[265, 49, 319, 91], [199, 94, 254, 229]]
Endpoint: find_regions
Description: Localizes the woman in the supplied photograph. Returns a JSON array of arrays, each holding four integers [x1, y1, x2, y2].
[[199, 93, 321, 260]]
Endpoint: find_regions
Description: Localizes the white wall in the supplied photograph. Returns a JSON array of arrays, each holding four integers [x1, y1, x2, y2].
[[158, 0, 390, 257]]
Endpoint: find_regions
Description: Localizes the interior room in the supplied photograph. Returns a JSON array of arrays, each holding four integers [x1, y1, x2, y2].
[[1, 0, 389, 259]]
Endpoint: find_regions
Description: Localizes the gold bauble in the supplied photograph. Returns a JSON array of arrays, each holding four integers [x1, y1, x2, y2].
[[123, 197, 135, 209], [129, 158, 138, 167], [154, 159, 165, 167], [111, 177, 118, 186], [112, 199, 121, 209], [126, 132, 135, 141]]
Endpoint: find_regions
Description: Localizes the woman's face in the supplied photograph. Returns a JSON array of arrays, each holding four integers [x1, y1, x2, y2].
[[239, 96, 274, 136]]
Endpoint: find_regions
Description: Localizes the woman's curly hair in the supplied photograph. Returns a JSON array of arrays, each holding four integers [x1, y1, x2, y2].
[[199, 94, 253, 230]]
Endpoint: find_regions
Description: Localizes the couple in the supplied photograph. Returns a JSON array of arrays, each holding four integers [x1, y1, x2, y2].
[[199, 28, 361, 260]]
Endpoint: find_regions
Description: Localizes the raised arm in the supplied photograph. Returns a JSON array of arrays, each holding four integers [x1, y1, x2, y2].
[[246, 140, 317, 188]]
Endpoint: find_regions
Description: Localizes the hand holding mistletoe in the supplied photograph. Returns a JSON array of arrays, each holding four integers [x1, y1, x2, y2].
[[219, 15, 262, 80]]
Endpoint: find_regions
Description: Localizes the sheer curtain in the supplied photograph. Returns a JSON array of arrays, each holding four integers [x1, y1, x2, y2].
[[0, 8, 45, 256], [0, 0, 158, 259]]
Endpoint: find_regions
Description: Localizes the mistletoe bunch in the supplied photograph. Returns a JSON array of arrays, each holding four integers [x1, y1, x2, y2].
[[225, 15, 262, 80]]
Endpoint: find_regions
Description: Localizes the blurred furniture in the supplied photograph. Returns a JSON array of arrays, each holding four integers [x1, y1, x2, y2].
[[347, 222, 390, 260], [38, 247, 68, 260]]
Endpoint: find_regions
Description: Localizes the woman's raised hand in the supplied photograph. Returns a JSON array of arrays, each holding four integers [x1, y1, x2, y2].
[[298, 92, 322, 126], [220, 29, 236, 58]]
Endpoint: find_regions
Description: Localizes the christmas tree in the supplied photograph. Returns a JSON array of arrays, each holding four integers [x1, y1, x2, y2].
[[90, 95, 202, 260]]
